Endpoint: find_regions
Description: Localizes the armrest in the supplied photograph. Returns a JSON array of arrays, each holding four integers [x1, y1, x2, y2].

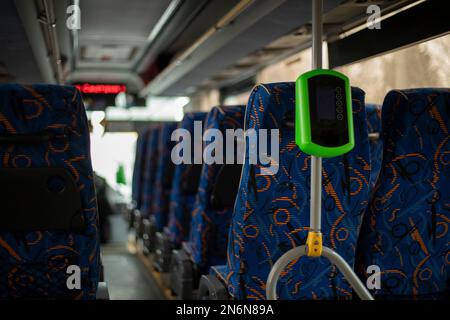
[[181, 241, 192, 256], [127, 207, 139, 230], [171, 248, 192, 278], [153, 231, 172, 272], [170, 247, 194, 299], [142, 216, 157, 255], [133, 210, 144, 239], [198, 274, 229, 300], [96, 282, 110, 300], [99, 253, 105, 282], [125, 203, 135, 223]]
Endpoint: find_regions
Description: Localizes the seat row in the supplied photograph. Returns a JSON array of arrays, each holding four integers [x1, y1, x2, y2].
[[129, 84, 450, 300]]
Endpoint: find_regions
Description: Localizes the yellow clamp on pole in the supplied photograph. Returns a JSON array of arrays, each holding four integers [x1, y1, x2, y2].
[[306, 231, 323, 257]]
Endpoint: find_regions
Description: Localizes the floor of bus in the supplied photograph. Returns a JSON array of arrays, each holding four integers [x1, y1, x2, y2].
[[101, 214, 165, 300]]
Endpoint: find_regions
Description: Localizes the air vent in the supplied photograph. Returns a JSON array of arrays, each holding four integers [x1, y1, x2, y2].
[[80, 45, 138, 63]]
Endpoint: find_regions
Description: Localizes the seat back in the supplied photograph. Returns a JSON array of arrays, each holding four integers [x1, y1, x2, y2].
[[151, 122, 178, 230], [167, 112, 207, 246], [356, 88, 450, 299], [366, 104, 383, 190], [223, 82, 371, 300], [190, 106, 245, 271], [131, 129, 150, 210], [141, 126, 160, 218], [0, 84, 99, 299], [210, 164, 243, 210]]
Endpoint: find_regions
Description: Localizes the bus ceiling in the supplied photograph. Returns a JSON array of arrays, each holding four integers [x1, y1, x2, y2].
[[1, 0, 448, 97]]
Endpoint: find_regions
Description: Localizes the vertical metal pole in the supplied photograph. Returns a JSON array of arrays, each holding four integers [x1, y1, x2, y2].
[[312, 0, 323, 70], [310, 156, 322, 231], [310, 0, 323, 232]]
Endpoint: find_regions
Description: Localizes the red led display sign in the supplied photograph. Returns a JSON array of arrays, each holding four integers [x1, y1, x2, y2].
[[75, 83, 127, 94]]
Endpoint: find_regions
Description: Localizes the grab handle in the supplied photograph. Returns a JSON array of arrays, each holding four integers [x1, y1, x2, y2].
[[266, 245, 374, 300]]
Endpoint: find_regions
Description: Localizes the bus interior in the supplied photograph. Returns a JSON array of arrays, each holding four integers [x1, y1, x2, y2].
[[0, 0, 449, 303]]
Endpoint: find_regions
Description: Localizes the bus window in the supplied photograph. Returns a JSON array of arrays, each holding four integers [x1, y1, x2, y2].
[[336, 34, 450, 104]]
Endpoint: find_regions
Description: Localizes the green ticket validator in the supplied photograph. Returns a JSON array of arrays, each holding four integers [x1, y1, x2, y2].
[[295, 69, 354, 158]]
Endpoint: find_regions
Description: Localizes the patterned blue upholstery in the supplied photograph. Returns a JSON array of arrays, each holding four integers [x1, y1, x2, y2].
[[356, 89, 450, 299], [141, 126, 160, 218], [211, 264, 228, 283], [167, 112, 207, 246], [189, 106, 245, 271], [151, 122, 178, 230], [0, 84, 99, 299], [216, 82, 371, 300], [131, 129, 150, 210], [366, 104, 383, 190]]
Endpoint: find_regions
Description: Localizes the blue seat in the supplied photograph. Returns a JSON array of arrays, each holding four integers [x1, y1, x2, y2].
[[356, 89, 450, 299], [366, 104, 383, 190], [134, 126, 160, 247], [170, 105, 245, 299], [140, 126, 160, 219], [128, 129, 151, 227], [151, 122, 178, 231], [153, 112, 207, 272], [131, 129, 151, 211], [213, 82, 371, 300], [167, 112, 207, 247], [189, 106, 245, 271], [0, 84, 99, 299]]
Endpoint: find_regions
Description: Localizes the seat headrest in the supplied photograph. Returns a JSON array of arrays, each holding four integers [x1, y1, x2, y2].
[[0, 84, 85, 135], [206, 106, 245, 131], [245, 82, 365, 131]]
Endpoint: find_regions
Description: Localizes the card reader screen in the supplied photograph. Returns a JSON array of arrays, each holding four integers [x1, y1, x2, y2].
[[316, 86, 336, 120], [308, 75, 349, 147]]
